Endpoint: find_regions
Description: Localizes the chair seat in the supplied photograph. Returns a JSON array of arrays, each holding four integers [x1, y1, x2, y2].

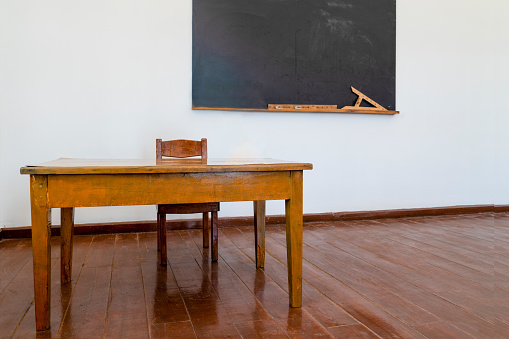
[[158, 202, 219, 214]]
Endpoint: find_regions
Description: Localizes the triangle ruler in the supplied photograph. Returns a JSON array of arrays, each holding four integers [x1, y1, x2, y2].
[[341, 87, 388, 111]]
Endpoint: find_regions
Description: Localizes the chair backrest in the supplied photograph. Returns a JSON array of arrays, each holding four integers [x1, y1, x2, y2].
[[156, 138, 207, 159]]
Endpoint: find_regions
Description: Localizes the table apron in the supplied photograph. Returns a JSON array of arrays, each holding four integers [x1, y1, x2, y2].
[[42, 171, 295, 208]]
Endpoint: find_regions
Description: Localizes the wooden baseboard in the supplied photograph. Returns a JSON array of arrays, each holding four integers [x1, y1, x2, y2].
[[494, 205, 509, 213], [0, 204, 505, 239]]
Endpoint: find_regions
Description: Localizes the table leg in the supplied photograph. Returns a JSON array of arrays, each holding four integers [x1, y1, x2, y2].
[[30, 175, 52, 330], [285, 171, 303, 307], [203, 212, 210, 248], [211, 211, 218, 262], [61, 207, 74, 283], [253, 200, 266, 268]]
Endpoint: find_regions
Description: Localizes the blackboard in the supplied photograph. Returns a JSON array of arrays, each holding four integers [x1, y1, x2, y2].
[[192, 0, 396, 112]]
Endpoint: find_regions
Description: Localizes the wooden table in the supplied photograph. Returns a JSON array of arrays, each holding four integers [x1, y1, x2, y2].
[[20, 158, 312, 331]]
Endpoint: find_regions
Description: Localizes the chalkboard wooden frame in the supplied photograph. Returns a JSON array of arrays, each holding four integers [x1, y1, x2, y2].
[[192, 0, 397, 114]]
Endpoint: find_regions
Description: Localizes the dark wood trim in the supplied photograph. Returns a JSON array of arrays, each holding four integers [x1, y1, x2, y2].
[[329, 204, 498, 220], [494, 205, 509, 213], [0, 204, 504, 239]]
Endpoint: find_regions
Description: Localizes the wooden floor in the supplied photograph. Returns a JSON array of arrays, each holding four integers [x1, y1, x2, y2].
[[0, 213, 507, 338]]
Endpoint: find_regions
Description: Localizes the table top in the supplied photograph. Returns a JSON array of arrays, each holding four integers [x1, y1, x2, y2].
[[20, 158, 313, 175]]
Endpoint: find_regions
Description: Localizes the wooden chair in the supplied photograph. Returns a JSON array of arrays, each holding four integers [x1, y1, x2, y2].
[[156, 138, 220, 264]]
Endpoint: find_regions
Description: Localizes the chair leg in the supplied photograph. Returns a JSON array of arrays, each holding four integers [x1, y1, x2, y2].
[[156, 213, 161, 253], [211, 211, 218, 262], [157, 213, 167, 266], [202, 212, 209, 248]]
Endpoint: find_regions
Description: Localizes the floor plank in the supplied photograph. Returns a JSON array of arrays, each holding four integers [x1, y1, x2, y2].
[[1, 213, 503, 338], [214, 230, 332, 337], [182, 230, 289, 338], [228, 227, 360, 331], [296, 224, 495, 337], [105, 233, 150, 338], [264, 231, 428, 338], [59, 234, 116, 338], [13, 235, 93, 338], [0, 239, 32, 293], [166, 231, 241, 338]]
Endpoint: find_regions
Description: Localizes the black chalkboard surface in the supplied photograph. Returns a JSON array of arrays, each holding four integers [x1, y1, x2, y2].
[[192, 0, 396, 112]]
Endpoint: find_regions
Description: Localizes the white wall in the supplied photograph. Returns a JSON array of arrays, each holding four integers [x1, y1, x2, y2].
[[1, 0, 507, 228]]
